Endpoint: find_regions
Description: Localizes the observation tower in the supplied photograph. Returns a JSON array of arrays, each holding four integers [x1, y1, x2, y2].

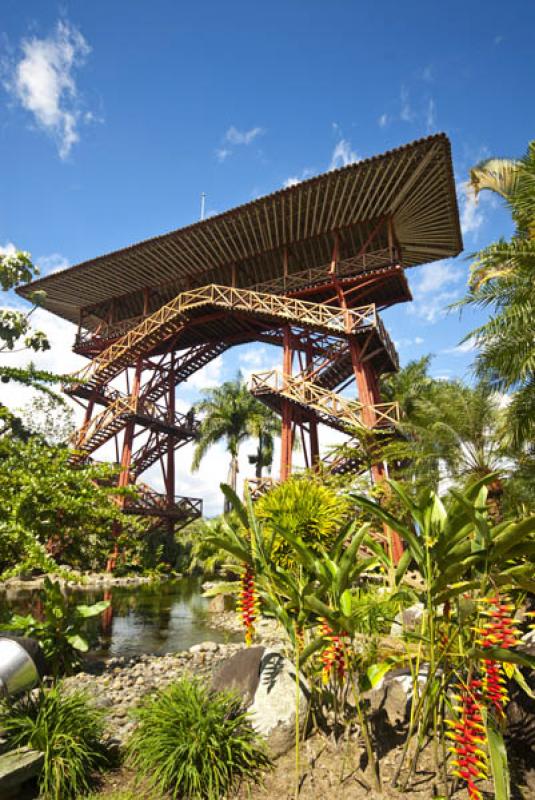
[[18, 133, 462, 562]]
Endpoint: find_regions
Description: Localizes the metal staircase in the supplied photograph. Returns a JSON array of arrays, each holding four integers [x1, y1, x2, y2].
[[70, 284, 379, 391], [250, 369, 399, 434]]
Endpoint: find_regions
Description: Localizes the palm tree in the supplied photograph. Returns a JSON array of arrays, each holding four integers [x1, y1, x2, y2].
[[380, 355, 435, 418], [459, 141, 535, 446], [247, 402, 281, 478], [192, 375, 255, 506]]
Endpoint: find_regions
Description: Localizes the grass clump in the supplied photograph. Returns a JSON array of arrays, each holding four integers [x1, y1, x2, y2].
[[127, 676, 271, 799], [0, 684, 109, 799]]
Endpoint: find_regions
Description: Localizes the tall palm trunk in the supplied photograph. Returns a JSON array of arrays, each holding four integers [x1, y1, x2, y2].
[[224, 454, 239, 513]]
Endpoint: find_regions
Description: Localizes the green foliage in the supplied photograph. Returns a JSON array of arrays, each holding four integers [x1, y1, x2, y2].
[[0, 684, 109, 799], [254, 476, 351, 568], [460, 140, 535, 446], [3, 577, 110, 676], [180, 515, 240, 576], [192, 373, 280, 506], [128, 676, 271, 799], [0, 435, 145, 575]]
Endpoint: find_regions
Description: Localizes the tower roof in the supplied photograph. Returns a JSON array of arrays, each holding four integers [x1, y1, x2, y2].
[[18, 133, 462, 326]]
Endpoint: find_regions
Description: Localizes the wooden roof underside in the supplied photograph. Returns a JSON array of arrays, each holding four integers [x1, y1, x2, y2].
[[18, 133, 462, 327]]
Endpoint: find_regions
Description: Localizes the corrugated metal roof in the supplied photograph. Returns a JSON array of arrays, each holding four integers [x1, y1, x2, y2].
[[18, 133, 462, 326]]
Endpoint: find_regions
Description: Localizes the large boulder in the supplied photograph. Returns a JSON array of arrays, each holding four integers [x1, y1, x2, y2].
[[212, 646, 309, 757]]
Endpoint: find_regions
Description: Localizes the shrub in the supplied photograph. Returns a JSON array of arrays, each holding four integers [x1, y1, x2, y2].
[[3, 576, 110, 676], [255, 476, 351, 568], [0, 684, 109, 799], [128, 676, 271, 799]]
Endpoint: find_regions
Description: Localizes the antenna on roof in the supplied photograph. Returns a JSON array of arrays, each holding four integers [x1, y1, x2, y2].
[[200, 192, 206, 221]]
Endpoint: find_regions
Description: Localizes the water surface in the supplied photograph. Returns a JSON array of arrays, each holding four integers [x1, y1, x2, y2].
[[0, 577, 239, 660]]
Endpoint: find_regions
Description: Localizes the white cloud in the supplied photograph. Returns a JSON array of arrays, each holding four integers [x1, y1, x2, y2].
[[400, 86, 413, 122], [421, 65, 433, 83], [426, 98, 436, 132], [36, 253, 69, 275], [185, 355, 224, 391], [442, 336, 478, 355], [378, 113, 388, 128], [225, 125, 264, 146], [5, 20, 92, 159], [215, 125, 264, 163], [394, 335, 425, 349], [408, 259, 464, 322], [283, 167, 314, 188], [215, 147, 231, 163], [329, 139, 360, 170], [458, 181, 485, 238], [0, 242, 17, 257]]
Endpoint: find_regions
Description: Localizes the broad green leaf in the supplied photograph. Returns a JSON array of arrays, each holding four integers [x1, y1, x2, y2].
[[66, 634, 89, 652], [486, 719, 510, 800], [76, 600, 110, 618], [363, 660, 396, 690], [340, 589, 352, 617]]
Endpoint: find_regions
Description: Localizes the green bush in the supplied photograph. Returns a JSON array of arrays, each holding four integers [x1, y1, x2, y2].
[[0, 684, 109, 799], [127, 676, 271, 799], [2, 577, 110, 677]]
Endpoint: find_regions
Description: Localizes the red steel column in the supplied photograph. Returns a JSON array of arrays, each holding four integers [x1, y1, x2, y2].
[[332, 241, 404, 564], [305, 338, 320, 468], [166, 354, 176, 540], [280, 325, 294, 481], [107, 357, 143, 572]]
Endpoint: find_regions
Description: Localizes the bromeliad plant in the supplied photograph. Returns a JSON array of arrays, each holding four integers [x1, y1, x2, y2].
[[2, 577, 110, 676]]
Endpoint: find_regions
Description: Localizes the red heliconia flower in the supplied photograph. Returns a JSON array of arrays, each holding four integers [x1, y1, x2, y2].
[[446, 679, 487, 800], [237, 563, 259, 646], [476, 594, 520, 717], [320, 619, 346, 684]]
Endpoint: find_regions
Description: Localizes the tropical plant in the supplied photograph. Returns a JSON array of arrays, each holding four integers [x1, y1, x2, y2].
[[247, 400, 281, 477], [0, 249, 73, 436], [0, 435, 144, 575], [2, 577, 110, 676], [127, 676, 271, 799], [254, 475, 352, 568], [0, 684, 109, 799], [192, 374, 264, 509], [459, 141, 535, 446], [212, 477, 535, 796], [353, 475, 535, 795]]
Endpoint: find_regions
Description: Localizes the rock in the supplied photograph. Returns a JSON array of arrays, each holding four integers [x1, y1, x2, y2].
[[189, 641, 219, 654], [369, 675, 409, 727], [0, 747, 44, 797], [212, 646, 266, 705], [390, 603, 425, 637], [212, 646, 309, 757], [249, 649, 309, 757], [208, 594, 235, 613]]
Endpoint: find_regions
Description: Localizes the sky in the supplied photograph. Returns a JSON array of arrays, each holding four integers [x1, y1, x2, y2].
[[1, 0, 533, 514]]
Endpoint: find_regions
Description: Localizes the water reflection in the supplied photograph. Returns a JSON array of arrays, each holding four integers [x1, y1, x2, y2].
[[0, 578, 239, 660]]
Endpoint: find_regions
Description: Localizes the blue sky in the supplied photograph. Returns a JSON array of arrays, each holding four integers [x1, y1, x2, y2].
[[1, 1, 533, 511]]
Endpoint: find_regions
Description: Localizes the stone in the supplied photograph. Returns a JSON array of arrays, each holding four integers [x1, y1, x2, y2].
[[189, 641, 219, 654], [390, 602, 425, 637], [248, 648, 309, 758], [213, 646, 309, 757], [0, 747, 44, 795], [212, 646, 265, 705], [208, 594, 235, 613]]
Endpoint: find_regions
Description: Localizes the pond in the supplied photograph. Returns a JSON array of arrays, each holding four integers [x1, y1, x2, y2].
[[0, 577, 240, 660]]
